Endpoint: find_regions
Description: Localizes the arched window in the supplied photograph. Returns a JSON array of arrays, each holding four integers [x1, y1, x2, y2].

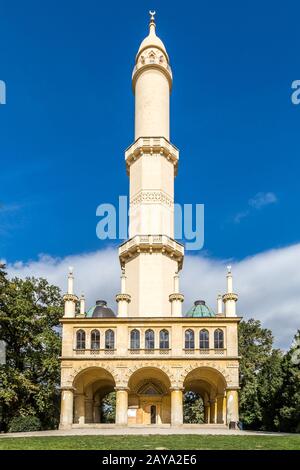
[[199, 329, 209, 349], [214, 329, 224, 349], [91, 329, 100, 350], [159, 329, 169, 349], [105, 329, 115, 350], [76, 329, 85, 350], [185, 329, 194, 349], [145, 329, 155, 349], [130, 329, 140, 349]]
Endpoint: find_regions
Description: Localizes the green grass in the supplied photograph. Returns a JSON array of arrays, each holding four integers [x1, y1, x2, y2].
[[0, 434, 299, 450]]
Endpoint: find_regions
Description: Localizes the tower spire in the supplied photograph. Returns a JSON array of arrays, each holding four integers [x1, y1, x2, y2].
[[149, 10, 156, 33], [121, 11, 182, 317]]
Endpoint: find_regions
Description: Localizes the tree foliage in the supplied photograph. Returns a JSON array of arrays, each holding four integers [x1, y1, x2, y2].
[[183, 392, 204, 423], [101, 392, 116, 423], [238, 320, 300, 432], [0, 263, 63, 431]]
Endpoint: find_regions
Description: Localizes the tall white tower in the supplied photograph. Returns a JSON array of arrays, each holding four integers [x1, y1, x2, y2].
[[118, 12, 184, 317]]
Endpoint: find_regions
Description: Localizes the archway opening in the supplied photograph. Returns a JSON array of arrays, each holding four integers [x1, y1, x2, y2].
[[100, 391, 116, 423], [73, 367, 116, 424], [183, 367, 227, 425], [128, 367, 171, 425], [183, 391, 204, 424]]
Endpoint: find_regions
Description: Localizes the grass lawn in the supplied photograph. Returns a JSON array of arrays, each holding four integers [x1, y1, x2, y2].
[[0, 434, 299, 450]]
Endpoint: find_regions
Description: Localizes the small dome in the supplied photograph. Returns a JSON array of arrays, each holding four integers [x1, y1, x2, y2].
[[137, 31, 167, 57], [86, 300, 116, 318], [136, 14, 169, 61], [184, 300, 216, 318]]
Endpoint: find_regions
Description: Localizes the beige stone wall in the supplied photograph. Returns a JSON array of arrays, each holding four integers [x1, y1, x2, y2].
[[126, 253, 178, 317], [60, 317, 240, 428], [61, 317, 239, 362], [61, 357, 239, 391], [135, 68, 170, 140]]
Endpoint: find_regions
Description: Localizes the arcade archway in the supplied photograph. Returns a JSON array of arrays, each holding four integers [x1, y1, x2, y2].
[[73, 367, 116, 424], [183, 367, 227, 424], [127, 367, 171, 424]]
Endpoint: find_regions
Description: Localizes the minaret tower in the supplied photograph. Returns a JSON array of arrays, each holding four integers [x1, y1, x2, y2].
[[118, 12, 184, 317]]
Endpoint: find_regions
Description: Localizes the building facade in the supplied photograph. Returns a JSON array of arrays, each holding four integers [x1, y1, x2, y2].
[[59, 12, 240, 429]]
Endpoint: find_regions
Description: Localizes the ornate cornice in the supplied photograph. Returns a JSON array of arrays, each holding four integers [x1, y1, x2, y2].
[[125, 136, 179, 176], [170, 386, 185, 392], [63, 293, 78, 302], [119, 234, 184, 271], [130, 190, 173, 208], [132, 47, 172, 91], [114, 386, 130, 392], [222, 293, 238, 302], [115, 293, 131, 303], [169, 293, 184, 303]]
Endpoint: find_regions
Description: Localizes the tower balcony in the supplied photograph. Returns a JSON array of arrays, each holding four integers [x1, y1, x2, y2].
[[119, 234, 184, 270], [125, 136, 179, 175]]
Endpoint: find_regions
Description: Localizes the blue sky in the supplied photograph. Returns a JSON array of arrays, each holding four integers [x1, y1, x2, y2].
[[1, 0, 300, 263]]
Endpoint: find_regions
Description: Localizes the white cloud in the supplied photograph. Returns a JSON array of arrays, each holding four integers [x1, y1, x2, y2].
[[234, 192, 277, 223], [248, 192, 277, 210], [5, 243, 300, 350], [234, 210, 250, 224]]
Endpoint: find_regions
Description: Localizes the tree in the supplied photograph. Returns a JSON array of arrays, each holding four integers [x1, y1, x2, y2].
[[183, 391, 204, 424], [238, 319, 300, 432], [0, 265, 63, 431], [238, 319, 283, 430], [276, 330, 300, 432], [257, 348, 284, 430], [101, 392, 116, 423]]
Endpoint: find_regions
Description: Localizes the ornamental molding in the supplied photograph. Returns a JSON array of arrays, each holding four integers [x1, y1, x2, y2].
[[130, 190, 173, 208], [169, 293, 184, 303], [123, 362, 172, 387], [222, 293, 238, 302], [63, 293, 78, 302], [177, 362, 231, 386], [125, 137, 179, 176], [132, 47, 172, 90], [115, 293, 131, 303], [119, 235, 184, 271], [67, 362, 120, 386]]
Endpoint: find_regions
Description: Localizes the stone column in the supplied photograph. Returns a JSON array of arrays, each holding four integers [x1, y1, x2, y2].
[[217, 394, 225, 424], [94, 397, 101, 423], [226, 389, 239, 428], [74, 393, 85, 425], [85, 398, 94, 423], [169, 293, 184, 317], [59, 387, 74, 429], [223, 395, 227, 425], [171, 387, 184, 426], [204, 402, 210, 424], [209, 399, 217, 424], [115, 387, 129, 426], [116, 294, 131, 317]]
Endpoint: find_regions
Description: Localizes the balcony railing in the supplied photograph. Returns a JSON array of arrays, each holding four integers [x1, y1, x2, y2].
[[73, 348, 226, 357], [129, 348, 171, 356], [184, 348, 226, 356], [74, 349, 116, 356]]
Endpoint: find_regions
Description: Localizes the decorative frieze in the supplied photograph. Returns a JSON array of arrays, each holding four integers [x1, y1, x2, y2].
[[130, 190, 173, 208], [222, 293, 238, 302], [125, 136, 179, 175], [119, 234, 184, 270]]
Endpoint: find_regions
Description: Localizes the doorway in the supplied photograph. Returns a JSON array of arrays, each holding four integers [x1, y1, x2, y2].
[[150, 405, 156, 424]]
